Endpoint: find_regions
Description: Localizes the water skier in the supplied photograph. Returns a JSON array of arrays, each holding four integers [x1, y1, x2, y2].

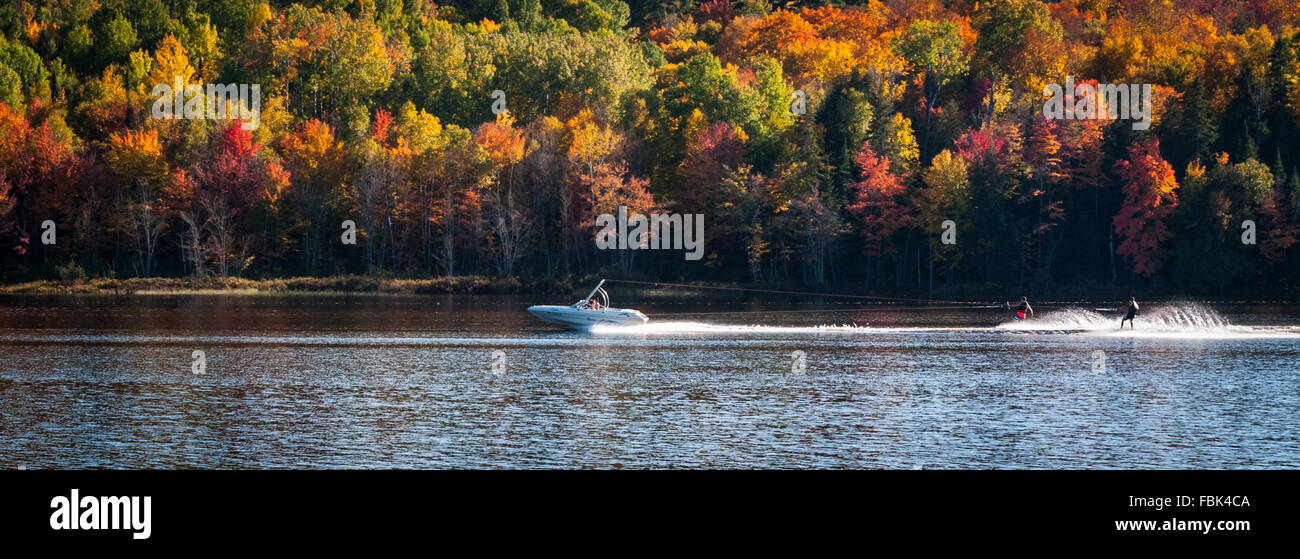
[[1120, 297, 1139, 329], [1012, 296, 1034, 320]]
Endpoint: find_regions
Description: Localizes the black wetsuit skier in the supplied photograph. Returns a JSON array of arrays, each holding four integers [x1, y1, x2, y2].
[[1121, 297, 1139, 329]]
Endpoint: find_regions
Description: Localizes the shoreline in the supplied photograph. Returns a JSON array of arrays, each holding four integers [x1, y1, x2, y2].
[[0, 276, 539, 296], [0, 276, 1295, 304]]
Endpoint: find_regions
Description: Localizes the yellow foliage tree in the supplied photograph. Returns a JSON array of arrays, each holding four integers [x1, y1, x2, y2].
[[146, 35, 196, 94], [106, 129, 167, 184]]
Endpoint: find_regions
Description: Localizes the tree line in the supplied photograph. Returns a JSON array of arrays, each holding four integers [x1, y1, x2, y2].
[[1, 0, 1299, 297]]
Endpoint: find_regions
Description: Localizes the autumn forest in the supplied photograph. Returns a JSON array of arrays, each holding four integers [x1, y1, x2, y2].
[[2, 0, 1300, 297]]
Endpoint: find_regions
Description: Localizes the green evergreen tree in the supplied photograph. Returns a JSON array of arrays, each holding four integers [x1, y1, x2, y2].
[[1264, 34, 1298, 174], [1220, 67, 1268, 164], [478, 0, 510, 23], [98, 13, 139, 66], [1170, 78, 1219, 172]]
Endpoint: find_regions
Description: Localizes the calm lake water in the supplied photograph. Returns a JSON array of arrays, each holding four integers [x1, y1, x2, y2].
[[1, 294, 1297, 469]]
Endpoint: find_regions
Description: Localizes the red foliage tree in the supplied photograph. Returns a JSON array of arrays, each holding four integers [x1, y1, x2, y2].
[[0, 100, 83, 258], [370, 108, 393, 147], [184, 123, 285, 277], [678, 121, 743, 207], [695, 0, 735, 24], [1259, 191, 1298, 265], [846, 144, 913, 257], [195, 123, 277, 213], [1113, 138, 1179, 277]]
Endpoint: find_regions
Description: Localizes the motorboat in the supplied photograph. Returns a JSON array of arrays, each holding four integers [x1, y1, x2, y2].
[[528, 279, 649, 329]]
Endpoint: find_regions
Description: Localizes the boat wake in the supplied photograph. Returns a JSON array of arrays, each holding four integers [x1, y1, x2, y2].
[[593, 303, 1300, 339], [590, 321, 999, 335], [591, 321, 889, 334], [995, 303, 1300, 339]]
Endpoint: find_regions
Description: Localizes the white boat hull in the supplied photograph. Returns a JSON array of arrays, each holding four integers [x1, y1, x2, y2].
[[528, 305, 649, 329]]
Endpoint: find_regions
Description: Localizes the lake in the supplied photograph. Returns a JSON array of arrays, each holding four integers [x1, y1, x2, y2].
[[1, 294, 1297, 469]]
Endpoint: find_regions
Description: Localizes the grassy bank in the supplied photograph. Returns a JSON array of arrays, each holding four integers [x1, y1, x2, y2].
[[0, 275, 563, 295]]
